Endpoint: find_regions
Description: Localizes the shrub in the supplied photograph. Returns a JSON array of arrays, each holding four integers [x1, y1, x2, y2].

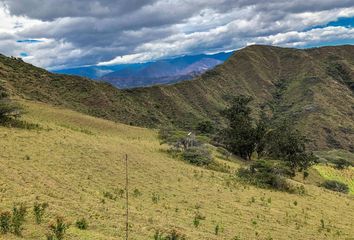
[[159, 127, 199, 150], [0, 99, 22, 123], [215, 224, 220, 235], [75, 218, 88, 230], [33, 202, 49, 224], [237, 160, 292, 191], [11, 203, 27, 236], [152, 192, 160, 204], [182, 146, 213, 166], [133, 188, 142, 197], [103, 191, 117, 201], [193, 212, 205, 228], [0, 211, 11, 234], [165, 229, 186, 240], [154, 229, 186, 240], [321, 180, 349, 193], [196, 120, 215, 134], [332, 158, 352, 169], [48, 216, 70, 240]]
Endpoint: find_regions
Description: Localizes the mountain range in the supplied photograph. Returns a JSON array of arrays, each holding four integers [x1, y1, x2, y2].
[[1, 45, 354, 151], [54, 52, 233, 88]]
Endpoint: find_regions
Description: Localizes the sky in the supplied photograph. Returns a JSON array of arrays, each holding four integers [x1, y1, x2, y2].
[[1, 0, 354, 70]]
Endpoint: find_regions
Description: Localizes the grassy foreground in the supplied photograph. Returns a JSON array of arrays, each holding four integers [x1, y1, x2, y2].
[[0, 101, 353, 239]]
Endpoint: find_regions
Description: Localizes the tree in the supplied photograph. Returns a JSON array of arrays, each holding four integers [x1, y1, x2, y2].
[[266, 120, 317, 176], [221, 95, 256, 160], [254, 109, 270, 157]]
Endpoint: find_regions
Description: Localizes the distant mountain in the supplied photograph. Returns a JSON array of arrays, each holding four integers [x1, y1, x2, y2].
[[1, 45, 354, 150], [53, 63, 144, 79], [100, 57, 224, 88], [53, 52, 233, 88]]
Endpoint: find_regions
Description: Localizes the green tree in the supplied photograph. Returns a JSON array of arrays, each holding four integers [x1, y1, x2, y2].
[[221, 95, 256, 160], [254, 109, 270, 157], [266, 120, 317, 175], [196, 120, 215, 134]]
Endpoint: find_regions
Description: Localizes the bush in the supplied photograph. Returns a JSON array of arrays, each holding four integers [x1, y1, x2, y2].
[[332, 158, 352, 169], [75, 218, 88, 230], [0, 82, 22, 125], [237, 160, 292, 191], [48, 216, 70, 240], [196, 120, 215, 134], [193, 212, 205, 228], [0, 211, 11, 234], [154, 229, 186, 240], [11, 203, 27, 236], [321, 180, 349, 193], [182, 146, 213, 166], [158, 127, 198, 150], [33, 202, 49, 224]]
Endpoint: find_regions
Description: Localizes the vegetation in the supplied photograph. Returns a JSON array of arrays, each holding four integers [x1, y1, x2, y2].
[[47, 216, 70, 240], [0, 92, 353, 239], [182, 146, 213, 166], [11, 203, 27, 236], [0, 211, 11, 234], [237, 160, 292, 191], [0, 81, 22, 125], [221, 95, 256, 160], [221, 96, 315, 164], [265, 120, 318, 175], [75, 218, 88, 230], [1, 45, 354, 150], [196, 120, 215, 135], [321, 180, 349, 193], [154, 229, 186, 240], [33, 202, 49, 224], [332, 158, 352, 170]]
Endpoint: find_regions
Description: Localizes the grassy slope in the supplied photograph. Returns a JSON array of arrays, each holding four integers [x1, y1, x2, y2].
[[0, 101, 353, 240], [315, 150, 354, 194], [1, 45, 354, 150]]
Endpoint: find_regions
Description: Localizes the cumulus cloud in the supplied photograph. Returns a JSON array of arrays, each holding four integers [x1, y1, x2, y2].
[[0, 0, 354, 68]]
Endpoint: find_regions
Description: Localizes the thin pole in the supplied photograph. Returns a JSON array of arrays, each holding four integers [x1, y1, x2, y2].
[[125, 154, 129, 240]]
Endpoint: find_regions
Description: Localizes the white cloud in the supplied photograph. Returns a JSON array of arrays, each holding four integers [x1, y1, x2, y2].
[[1, 1, 354, 68]]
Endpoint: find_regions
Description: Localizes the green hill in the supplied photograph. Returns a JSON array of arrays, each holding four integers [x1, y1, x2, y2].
[[0, 100, 353, 239], [1, 45, 354, 150]]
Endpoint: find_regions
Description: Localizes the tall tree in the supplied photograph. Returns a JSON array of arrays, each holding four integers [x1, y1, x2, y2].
[[221, 95, 256, 160]]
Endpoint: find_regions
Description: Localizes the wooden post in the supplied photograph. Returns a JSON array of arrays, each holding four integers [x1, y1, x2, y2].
[[125, 154, 129, 240]]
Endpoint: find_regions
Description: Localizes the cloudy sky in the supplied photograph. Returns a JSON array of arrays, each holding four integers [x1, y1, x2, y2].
[[1, 0, 354, 70]]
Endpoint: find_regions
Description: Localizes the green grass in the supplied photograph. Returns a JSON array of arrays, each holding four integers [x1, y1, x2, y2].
[[0, 100, 353, 239], [314, 165, 354, 194]]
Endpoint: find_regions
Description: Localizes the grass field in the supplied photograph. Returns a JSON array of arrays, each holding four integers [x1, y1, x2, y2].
[[0, 100, 353, 239]]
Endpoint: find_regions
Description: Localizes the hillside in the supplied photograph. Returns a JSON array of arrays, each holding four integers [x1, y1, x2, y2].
[[0, 100, 353, 239], [1, 45, 354, 150]]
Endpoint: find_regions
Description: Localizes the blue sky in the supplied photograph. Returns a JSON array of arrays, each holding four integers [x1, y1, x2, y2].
[[327, 16, 354, 27], [1, 0, 354, 70]]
